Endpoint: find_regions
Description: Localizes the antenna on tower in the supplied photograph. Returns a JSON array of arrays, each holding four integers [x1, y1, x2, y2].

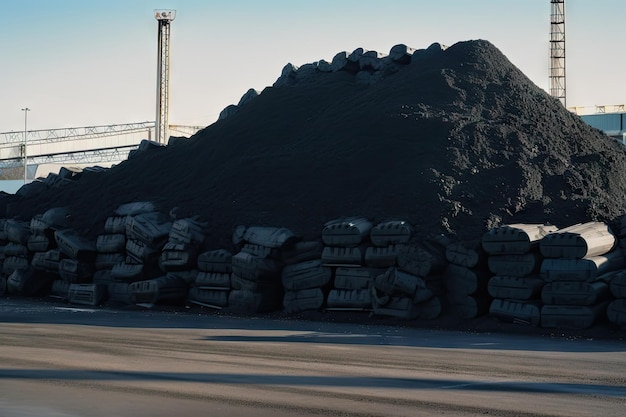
[[155, 9, 176, 144], [550, 0, 566, 106]]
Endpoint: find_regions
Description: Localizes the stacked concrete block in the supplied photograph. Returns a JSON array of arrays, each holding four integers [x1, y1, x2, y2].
[[97, 207, 136, 304], [396, 240, 448, 318], [367, 220, 441, 319], [282, 259, 332, 313], [65, 203, 111, 306], [4, 242, 31, 292], [326, 267, 374, 310], [189, 249, 233, 309], [35, 249, 68, 299], [443, 237, 490, 319], [0, 219, 6, 295], [94, 210, 132, 305], [4, 218, 54, 297], [28, 209, 64, 253], [0, 270, 5, 297], [539, 222, 622, 329], [27, 208, 68, 295], [606, 215, 626, 328], [58, 257, 94, 285], [322, 216, 372, 311], [228, 226, 296, 313], [123, 209, 174, 306], [321, 216, 371, 265], [159, 217, 206, 273], [105, 203, 162, 304], [51, 224, 104, 306], [54, 229, 96, 287], [369, 221, 413, 318], [125, 211, 171, 264], [129, 274, 189, 306], [483, 224, 557, 326], [2, 219, 31, 277], [3, 215, 54, 296], [93, 211, 128, 304], [54, 228, 98, 306], [368, 220, 413, 251], [607, 270, 626, 328], [66, 283, 107, 306], [11, 201, 626, 336], [372, 267, 432, 319], [128, 217, 207, 307]]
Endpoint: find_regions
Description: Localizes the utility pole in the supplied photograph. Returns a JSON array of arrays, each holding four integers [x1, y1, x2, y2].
[[21, 107, 30, 183], [155, 10, 176, 144], [550, 0, 566, 106]]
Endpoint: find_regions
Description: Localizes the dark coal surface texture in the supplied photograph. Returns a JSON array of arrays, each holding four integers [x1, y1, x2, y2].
[[3, 39, 626, 249]]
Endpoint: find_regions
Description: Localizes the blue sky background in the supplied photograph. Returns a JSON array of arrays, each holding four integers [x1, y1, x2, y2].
[[1, 0, 624, 131]]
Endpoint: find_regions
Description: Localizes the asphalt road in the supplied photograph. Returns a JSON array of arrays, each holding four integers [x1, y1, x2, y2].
[[0, 298, 625, 417]]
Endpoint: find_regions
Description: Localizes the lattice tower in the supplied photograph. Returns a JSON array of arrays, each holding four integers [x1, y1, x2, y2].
[[155, 10, 176, 144], [550, 0, 566, 106]]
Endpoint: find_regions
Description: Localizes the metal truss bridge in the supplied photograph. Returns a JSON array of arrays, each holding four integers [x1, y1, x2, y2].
[[0, 121, 203, 174]]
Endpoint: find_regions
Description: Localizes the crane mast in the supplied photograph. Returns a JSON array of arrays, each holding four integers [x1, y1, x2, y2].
[[155, 10, 176, 144]]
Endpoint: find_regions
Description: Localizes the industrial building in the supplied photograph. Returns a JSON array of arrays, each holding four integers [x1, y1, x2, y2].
[[576, 107, 626, 144]]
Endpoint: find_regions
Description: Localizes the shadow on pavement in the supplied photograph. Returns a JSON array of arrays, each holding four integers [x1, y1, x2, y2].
[[1, 297, 624, 353], [0, 368, 625, 398]]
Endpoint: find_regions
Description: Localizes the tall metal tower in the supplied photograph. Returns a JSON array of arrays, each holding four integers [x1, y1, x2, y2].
[[550, 0, 566, 106], [155, 10, 176, 144]]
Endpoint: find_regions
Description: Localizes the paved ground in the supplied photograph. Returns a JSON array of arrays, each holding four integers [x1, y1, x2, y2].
[[0, 298, 625, 417]]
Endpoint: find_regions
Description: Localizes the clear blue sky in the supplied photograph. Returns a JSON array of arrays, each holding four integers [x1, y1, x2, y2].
[[1, 0, 624, 132]]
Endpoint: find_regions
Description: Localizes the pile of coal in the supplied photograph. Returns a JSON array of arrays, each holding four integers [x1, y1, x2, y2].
[[3, 39, 626, 252]]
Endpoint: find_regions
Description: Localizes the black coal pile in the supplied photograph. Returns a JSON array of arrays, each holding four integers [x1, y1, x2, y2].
[[3, 39, 626, 249]]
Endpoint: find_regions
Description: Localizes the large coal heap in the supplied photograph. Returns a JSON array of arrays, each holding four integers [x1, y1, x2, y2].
[[4, 39, 626, 248]]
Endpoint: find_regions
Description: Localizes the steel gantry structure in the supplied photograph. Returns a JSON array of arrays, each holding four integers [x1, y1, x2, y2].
[[0, 121, 203, 173], [0, 121, 155, 146]]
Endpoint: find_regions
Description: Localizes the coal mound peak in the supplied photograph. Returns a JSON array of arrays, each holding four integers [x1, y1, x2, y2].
[[219, 42, 446, 119], [4, 39, 626, 250]]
